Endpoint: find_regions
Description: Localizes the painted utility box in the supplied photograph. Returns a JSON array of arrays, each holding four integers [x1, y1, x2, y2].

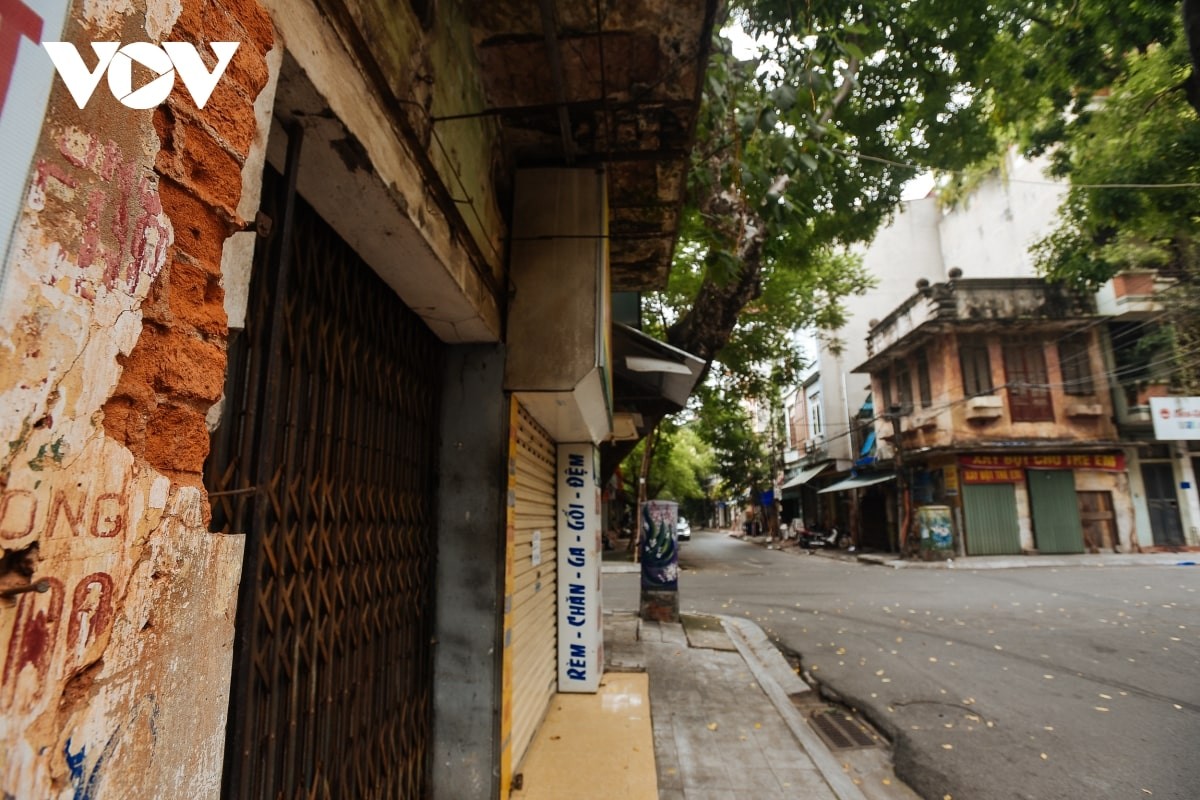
[[639, 499, 679, 621], [917, 505, 954, 553]]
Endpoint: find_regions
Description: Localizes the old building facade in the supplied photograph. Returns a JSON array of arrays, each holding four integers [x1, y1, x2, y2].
[[0, 1, 715, 797], [857, 278, 1135, 556]]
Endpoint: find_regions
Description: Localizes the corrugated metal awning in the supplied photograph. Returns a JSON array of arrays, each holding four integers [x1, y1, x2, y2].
[[780, 462, 832, 490], [817, 473, 896, 494]]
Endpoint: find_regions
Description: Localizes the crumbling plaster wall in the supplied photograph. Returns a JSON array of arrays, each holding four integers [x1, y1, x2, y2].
[[0, 0, 272, 796]]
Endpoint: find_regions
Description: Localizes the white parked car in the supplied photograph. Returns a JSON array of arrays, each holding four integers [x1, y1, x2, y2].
[[675, 517, 691, 541]]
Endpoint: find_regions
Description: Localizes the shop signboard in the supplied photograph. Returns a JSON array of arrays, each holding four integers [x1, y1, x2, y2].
[[557, 443, 602, 693], [1150, 397, 1200, 441]]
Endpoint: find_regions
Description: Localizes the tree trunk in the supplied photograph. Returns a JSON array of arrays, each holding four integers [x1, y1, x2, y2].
[[601, 187, 770, 479], [630, 424, 660, 558], [1185, 0, 1200, 114], [666, 193, 769, 360]]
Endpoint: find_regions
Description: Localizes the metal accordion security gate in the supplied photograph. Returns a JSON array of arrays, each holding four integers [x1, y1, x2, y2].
[[205, 139, 443, 799]]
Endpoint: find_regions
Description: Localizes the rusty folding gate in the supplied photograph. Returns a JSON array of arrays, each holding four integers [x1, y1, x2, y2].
[[205, 133, 443, 799]]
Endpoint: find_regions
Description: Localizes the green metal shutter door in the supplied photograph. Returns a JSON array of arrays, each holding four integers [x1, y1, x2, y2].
[[1028, 470, 1085, 554], [963, 484, 1021, 555]]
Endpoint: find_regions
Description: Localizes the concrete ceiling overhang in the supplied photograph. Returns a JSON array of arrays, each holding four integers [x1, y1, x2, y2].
[[465, 0, 720, 292]]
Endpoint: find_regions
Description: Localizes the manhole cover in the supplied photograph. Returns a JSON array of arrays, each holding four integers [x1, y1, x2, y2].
[[809, 709, 878, 750]]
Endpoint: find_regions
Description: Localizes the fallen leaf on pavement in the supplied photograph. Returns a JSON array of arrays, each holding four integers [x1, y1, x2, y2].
[[707, 722, 718, 731]]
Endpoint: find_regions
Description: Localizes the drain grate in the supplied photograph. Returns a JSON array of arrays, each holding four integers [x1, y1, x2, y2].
[[809, 709, 878, 750]]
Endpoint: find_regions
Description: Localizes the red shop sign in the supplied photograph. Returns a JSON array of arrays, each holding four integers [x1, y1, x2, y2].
[[958, 453, 1126, 472]]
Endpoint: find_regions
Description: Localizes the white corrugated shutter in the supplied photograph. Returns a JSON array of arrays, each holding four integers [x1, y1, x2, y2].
[[509, 403, 558, 768]]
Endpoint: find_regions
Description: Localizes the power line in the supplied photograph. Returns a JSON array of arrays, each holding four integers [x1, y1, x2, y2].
[[831, 147, 1200, 190]]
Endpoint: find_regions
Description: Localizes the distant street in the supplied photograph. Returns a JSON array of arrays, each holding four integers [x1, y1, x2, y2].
[[662, 529, 1200, 800]]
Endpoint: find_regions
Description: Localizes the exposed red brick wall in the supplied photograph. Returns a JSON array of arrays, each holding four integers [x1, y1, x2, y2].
[[102, 0, 273, 486]]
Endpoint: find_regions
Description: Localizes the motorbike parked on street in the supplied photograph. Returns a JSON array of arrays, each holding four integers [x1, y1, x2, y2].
[[797, 524, 852, 551]]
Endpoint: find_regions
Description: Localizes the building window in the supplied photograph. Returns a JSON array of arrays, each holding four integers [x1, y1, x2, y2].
[[915, 350, 933, 407], [959, 338, 993, 397], [1058, 333, 1095, 395], [878, 370, 892, 412], [808, 390, 823, 437], [1003, 340, 1053, 421], [895, 360, 913, 411]]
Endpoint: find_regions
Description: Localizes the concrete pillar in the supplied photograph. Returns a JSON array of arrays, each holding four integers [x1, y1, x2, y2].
[[432, 345, 508, 800], [1175, 441, 1200, 545]]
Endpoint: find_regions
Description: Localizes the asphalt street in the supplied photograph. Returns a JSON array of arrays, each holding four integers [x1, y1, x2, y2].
[[662, 530, 1200, 800]]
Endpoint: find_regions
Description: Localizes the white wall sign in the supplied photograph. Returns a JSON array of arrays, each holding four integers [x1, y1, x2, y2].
[[530, 530, 541, 566], [1, 0, 71, 273], [1150, 397, 1200, 441], [556, 442, 602, 693]]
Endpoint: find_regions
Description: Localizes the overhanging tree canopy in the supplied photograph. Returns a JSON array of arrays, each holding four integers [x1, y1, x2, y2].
[[603, 0, 1199, 479]]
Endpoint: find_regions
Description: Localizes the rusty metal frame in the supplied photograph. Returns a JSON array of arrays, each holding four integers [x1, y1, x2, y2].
[[207, 127, 443, 799]]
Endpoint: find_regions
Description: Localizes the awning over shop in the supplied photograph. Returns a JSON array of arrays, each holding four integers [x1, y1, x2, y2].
[[780, 462, 831, 490], [817, 472, 896, 494], [613, 323, 704, 408], [608, 323, 705, 443]]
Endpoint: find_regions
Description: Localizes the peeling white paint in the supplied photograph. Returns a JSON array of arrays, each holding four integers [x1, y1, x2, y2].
[[81, 0, 137, 32], [0, 2, 240, 796], [145, 0, 183, 39], [148, 475, 170, 509]]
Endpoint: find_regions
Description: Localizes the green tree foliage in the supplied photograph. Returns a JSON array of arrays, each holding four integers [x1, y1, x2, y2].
[[617, 1, 1200, 478], [643, 0, 1027, 483], [1048, 48, 1200, 273], [692, 382, 773, 501], [996, 5, 1199, 391], [619, 421, 716, 504]]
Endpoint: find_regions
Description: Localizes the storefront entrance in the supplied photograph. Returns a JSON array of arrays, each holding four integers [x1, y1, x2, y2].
[[962, 483, 1021, 555], [1028, 470, 1084, 554], [1142, 463, 1185, 546], [206, 159, 444, 798]]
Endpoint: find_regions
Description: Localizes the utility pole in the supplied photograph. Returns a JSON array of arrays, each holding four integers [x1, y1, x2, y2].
[[887, 404, 908, 555]]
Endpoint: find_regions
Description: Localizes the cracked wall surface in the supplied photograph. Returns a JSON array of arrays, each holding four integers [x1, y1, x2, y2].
[[0, 0, 272, 796]]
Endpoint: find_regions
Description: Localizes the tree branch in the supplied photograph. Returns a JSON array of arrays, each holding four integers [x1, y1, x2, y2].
[[817, 53, 861, 128]]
